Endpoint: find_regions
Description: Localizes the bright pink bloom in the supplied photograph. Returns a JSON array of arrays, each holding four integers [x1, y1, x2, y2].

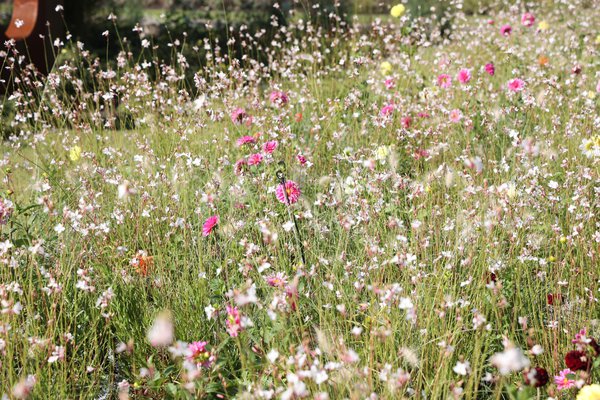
[[485, 63, 495, 76], [247, 153, 263, 166], [262, 140, 278, 154], [507, 78, 525, 92], [500, 24, 512, 36], [449, 109, 463, 123], [276, 180, 301, 205], [521, 12, 535, 27], [297, 154, 307, 165], [457, 68, 471, 84], [187, 341, 213, 368], [596, 79, 600, 93], [384, 78, 395, 89], [437, 74, 452, 88], [231, 107, 250, 125], [380, 103, 395, 117], [226, 305, 242, 337], [237, 135, 256, 147], [554, 369, 576, 390], [269, 90, 289, 107], [401, 116, 412, 129], [265, 272, 288, 288], [202, 215, 219, 237]]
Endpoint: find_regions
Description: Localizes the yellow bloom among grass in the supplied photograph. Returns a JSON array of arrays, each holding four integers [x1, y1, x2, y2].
[[577, 384, 600, 400], [380, 61, 392, 75], [538, 20, 549, 31], [390, 4, 406, 18], [69, 146, 82, 162], [596, 34, 600, 44]]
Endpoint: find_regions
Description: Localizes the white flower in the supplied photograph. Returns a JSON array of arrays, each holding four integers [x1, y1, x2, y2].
[[147, 312, 173, 347], [54, 224, 65, 234], [453, 360, 471, 376], [267, 349, 279, 363], [490, 346, 530, 375]]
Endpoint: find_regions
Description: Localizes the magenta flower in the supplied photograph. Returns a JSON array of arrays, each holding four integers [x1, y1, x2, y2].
[[226, 305, 242, 337], [437, 74, 452, 88], [500, 24, 512, 36], [262, 140, 278, 154], [269, 90, 289, 107], [484, 63, 495, 76], [202, 215, 219, 237], [276, 180, 301, 205], [247, 153, 263, 166], [380, 103, 395, 117], [384, 78, 395, 89], [231, 107, 250, 125], [507, 78, 525, 92], [187, 341, 213, 368], [554, 369, 576, 390], [457, 68, 471, 84], [237, 135, 256, 147], [297, 154, 307, 166], [521, 12, 535, 27]]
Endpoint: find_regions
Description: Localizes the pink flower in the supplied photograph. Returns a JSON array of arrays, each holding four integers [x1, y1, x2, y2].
[[234, 158, 248, 176], [262, 140, 278, 154], [269, 90, 289, 107], [231, 107, 251, 125], [265, 272, 288, 288], [449, 109, 463, 123], [226, 305, 242, 337], [554, 369, 576, 390], [457, 68, 471, 84], [297, 154, 307, 166], [485, 63, 495, 76], [401, 116, 412, 129], [521, 12, 535, 27], [202, 215, 219, 237], [0, 197, 14, 225], [596, 79, 600, 93], [384, 78, 395, 89], [507, 78, 525, 92], [500, 24, 512, 36], [247, 153, 263, 166], [237, 135, 256, 147], [187, 341, 213, 368], [276, 180, 301, 205], [437, 74, 452, 88], [380, 103, 395, 117]]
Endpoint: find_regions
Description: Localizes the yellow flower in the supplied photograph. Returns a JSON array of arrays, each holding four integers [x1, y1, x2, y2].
[[538, 20, 549, 31], [595, 35, 600, 45], [69, 146, 82, 162], [380, 61, 392, 75], [587, 91, 596, 100], [576, 384, 600, 400], [390, 4, 406, 18], [375, 145, 391, 160]]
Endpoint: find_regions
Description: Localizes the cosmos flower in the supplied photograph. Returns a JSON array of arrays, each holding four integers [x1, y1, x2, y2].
[[262, 140, 278, 154], [247, 153, 263, 166], [500, 24, 512, 36], [380, 103, 395, 117], [457, 68, 471, 84], [202, 215, 219, 237], [390, 4, 406, 18], [269, 90, 289, 107], [484, 62, 495, 76], [554, 369, 576, 390], [449, 109, 463, 123], [237, 135, 256, 147], [231, 107, 250, 125], [276, 180, 301, 205], [437, 74, 452, 88], [521, 12, 535, 27], [507, 78, 525, 92]]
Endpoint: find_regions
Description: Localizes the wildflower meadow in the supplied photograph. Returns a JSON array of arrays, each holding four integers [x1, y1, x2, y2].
[[0, 0, 599, 398]]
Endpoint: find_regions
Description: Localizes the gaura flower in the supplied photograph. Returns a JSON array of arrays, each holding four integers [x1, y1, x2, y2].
[[577, 384, 600, 400], [69, 146, 82, 162], [276, 180, 301, 205], [554, 369, 577, 390], [380, 61, 393, 75], [226, 305, 242, 337], [0, 197, 14, 225], [202, 215, 219, 237], [390, 4, 405, 18], [269, 90, 289, 107]]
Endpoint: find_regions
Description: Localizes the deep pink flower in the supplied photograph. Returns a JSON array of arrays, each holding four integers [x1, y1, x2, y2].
[[401, 116, 412, 129], [276, 180, 301, 205], [521, 12, 535, 27], [262, 140, 278, 154], [457, 68, 471, 84], [507, 78, 525, 92], [384, 78, 395, 89], [500, 24, 512, 36], [202, 215, 219, 237], [187, 341, 213, 368], [269, 90, 289, 107], [554, 369, 576, 390], [231, 107, 251, 125], [237, 135, 256, 147], [247, 153, 263, 166], [226, 305, 242, 337], [485, 63, 495, 76], [437, 74, 452, 88], [297, 154, 307, 166], [380, 103, 395, 117]]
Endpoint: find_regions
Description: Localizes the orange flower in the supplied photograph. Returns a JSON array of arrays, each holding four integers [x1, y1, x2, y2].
[[538, 55, 549, 66], [132, 251, 153, 276], [294, 112, 303, 122]]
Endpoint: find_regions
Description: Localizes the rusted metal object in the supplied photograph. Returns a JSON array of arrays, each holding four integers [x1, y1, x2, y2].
[[5, 0, 40, 40]]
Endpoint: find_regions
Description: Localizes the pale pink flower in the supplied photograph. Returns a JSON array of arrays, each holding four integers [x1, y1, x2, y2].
[[554, 369, 576, 390], [266, 272, 288, 288], [384, 78, 395, 89], [0, 197, 14, 225], [262, 140, 278, 154], [202, 215, 219, 237], [269, 90, 289, 107], [226, 305, 242, 337], [237, 135, 256, 147], [507, 78, 525, 92], [276, 180, 301, 205], [147, 312, 174, 347], [247, 153, 263, 166], [449, 109, 463, 123], [437, 74, 452, 88], [457, 68, 471, 84], [521, 12, 535, 27]]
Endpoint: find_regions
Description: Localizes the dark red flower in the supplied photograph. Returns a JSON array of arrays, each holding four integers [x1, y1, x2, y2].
[[590, 338, 600, 357], [565, 350, 589, 371], [523, 367, 549, 387], [547, 293, 563, 305]]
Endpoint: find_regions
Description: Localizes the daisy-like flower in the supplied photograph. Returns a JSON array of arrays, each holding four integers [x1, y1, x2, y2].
[[449, 109, 463, 123], [237, 135, 256, 147], [380, 103, 395, 117], [457, 68, 471, 84], [231, 107, 251, 125], [507, 78, 525, 92], [390, 4, 405, 18], [554, 368, 576, 390], [580, 137, 600, 158], [247, 153, 263, 166], [484, 62, 495, 76], [276, 180, 301, 205], [265, 272, 288, 288], [521, 12, 535, 27], [437, 74, 452, 88], [269, 90, 289, 107], [500, 24, 512, 36], [202, 215, 219, 237], [262, 140, 278, 154]]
